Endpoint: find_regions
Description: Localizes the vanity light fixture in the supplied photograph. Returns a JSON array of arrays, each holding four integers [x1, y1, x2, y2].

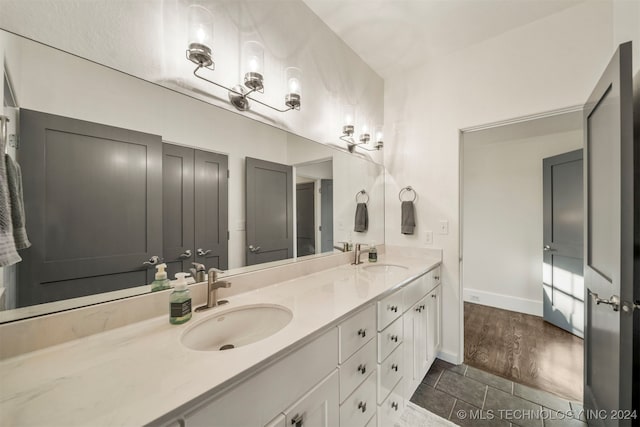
[[185, 5, 301, 113], [339, 106, 383, 153]]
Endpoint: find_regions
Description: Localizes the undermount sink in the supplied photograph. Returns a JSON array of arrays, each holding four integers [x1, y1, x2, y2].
[[181, 304, 293, 351], [362, 264, 408, 273]]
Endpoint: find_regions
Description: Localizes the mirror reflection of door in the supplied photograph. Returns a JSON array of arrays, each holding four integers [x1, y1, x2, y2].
[[245, 157, 293, 266], [295, 159, 334, 257], [542, 149, 584, 337]]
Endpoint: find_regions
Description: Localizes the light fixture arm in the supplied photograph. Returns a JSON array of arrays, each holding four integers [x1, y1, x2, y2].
[[192, 66, 295, 113]]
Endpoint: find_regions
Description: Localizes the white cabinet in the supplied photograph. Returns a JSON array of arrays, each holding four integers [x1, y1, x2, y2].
[[403, 295, 429, 398], [283, 370, 339, 427], [426, 285, 442, 366]]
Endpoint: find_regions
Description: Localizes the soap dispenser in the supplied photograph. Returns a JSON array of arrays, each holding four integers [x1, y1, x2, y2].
[[169, 273, 192, 325], [150, 263, 171, 292], [368, 242, 378, 263]]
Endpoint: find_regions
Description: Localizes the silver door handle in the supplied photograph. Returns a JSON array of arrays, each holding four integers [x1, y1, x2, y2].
[[143, 255, 161, 266], [249, 245, 261, 253], [179, 250, 192, 259], [590, 292, 621, 312], [197, 248, 211, 256], [543, 245, 555, 252]]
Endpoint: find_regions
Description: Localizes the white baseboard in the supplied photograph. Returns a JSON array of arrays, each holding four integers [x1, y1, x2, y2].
[[437, 349, 462, 365], [463, 288, 542, 316]]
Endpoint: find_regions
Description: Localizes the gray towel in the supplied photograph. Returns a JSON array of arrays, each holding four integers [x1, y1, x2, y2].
[[0, 139, 21, 266], [6, 154, 30, 250], [401, 201, 416, 235], [354, 202, 368, 232]]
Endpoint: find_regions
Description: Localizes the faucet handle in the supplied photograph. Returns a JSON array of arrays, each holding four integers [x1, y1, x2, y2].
[[192, 262, 206, 271], [208, 267, 225, 274]]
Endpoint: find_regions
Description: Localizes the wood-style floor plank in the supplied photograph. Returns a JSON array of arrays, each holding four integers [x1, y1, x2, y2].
[[464, 302, 583, 402]]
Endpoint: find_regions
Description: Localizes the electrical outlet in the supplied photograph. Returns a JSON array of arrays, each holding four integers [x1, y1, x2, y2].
[[438, 220, 449, 235], [425, 230, 433, 245]]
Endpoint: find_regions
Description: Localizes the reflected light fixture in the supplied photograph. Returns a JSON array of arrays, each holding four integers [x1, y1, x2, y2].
[[339, 106, 383, 153], [185, 5, 301, 113]]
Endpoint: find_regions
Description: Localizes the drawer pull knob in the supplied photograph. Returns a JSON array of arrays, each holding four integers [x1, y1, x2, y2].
[[432, 294, 436, 299], [291, 413, 304, 427], [415, 306, 422, 313], [357, 328, 366, 338], [391, 363, 398, 372], [357, 364, 367, 375], [420, 304, 426, 310], [434, 275, 440, 281], [388, 305, 398, 313], [358, 401, 367, 413], [392, 402, 399, 411], [391, 335, 399, 343]]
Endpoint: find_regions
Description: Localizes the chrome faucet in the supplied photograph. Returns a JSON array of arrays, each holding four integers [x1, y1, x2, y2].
[[190, 262, 207, 283], [195, 268, 231, 312], [351, 243, 370, 265], [333, 241, 350, 252]]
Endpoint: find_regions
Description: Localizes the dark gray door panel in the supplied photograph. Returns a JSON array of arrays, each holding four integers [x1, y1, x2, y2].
[[163, 143, 195, 280], [246, 157, 293, 266], [296, 182, 315, 257], [18, 109, 162, 306], [194, 149, 228, 270], [320, 179, 334, 253]]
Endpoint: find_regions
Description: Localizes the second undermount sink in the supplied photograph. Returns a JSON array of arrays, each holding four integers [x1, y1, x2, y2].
[[362, 264, 408, 273], [181, 304, 293, 351]]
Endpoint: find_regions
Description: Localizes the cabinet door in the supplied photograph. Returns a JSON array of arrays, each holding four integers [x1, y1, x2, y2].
[[194, 150, 229, 270], [403, 297, 429, 399], [163, 143, 195, 280], [284, 370, 339, 427], [427, 285, 442, 366]]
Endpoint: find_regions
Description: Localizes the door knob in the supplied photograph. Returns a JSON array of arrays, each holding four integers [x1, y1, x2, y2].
[[248, 245, 261, 253], [590, 292, 621, 312], [143, 256, 161, 266], [179, 250, 192, 259], [197, 248, 211, 257]]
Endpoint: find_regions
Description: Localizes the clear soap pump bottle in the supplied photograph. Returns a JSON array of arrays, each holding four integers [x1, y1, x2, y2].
[[169, 273, 192, 325], [150, 263, 171, 292]]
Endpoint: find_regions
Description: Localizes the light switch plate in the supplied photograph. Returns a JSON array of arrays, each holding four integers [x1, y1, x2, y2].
[[438, 220, 449, 235], [425, 230, 433, 245]]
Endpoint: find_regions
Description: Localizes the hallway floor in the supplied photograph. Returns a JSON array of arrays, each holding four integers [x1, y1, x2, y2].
[[410, 359, 586, 427], [463, 302, 583, 401]]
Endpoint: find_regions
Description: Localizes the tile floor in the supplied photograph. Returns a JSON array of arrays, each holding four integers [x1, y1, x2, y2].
[[410, 359, 587, 427]]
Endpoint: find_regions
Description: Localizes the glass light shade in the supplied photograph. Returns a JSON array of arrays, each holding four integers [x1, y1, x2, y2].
[[359, 119, 371, 143], [187, 5, 214, 48], [374, 126, 383, 143], [342, 104, 356, 127], [284, 67, 302, 110], [242, 41, 265, 91]]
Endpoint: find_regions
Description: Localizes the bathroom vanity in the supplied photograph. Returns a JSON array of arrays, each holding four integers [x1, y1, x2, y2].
[[0, 250, 442, 427]]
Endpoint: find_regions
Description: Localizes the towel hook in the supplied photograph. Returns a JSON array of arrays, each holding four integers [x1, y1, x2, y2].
[[355, 189, 369, 204], [399, 186, 417, 202]]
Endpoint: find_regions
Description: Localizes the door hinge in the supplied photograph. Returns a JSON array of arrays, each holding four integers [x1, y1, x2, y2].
[[319, 225, 322, 231], [227, 170, 230, 178], [318, 187, 322, 194], [227, 230, 230, 240]]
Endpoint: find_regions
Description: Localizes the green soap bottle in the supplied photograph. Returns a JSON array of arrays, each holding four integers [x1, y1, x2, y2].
[[368, 242, 378, 262], [150, 263, 171, 292], [169, 273, 192, 325]]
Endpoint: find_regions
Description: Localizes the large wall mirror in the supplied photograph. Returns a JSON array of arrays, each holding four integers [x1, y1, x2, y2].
[[0, 29, 385, 322]]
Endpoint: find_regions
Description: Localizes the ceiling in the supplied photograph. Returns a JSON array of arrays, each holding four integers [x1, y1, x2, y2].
[[302, 0, 585, 79]]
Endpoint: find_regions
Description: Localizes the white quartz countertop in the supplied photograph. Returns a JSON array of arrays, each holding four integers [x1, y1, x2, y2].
[[0, 254, 441, 426]]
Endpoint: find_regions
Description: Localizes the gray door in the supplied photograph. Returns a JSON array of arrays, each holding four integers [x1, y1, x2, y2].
[[320, 179, 334, 253], [245, 157, 293, 266], [194, 149, 228, 270], [163, 143, 194, 280], [583, 42, 636, 423], [296, 182, 315, 257], [18, 109, 162, 306], [543, 149, 584, 337]]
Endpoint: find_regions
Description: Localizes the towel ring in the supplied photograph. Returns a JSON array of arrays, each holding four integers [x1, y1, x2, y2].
[[399, 186, 417, 202], [355, 189, 369, 204]]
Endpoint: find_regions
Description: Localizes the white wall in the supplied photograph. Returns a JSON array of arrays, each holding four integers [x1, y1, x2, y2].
[[384, 1, 617, 362], [0, 0, 384, 159], [462, 127, 583, 316]]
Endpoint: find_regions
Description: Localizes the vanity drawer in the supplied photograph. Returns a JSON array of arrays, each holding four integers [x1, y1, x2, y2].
[[365, 414, 377, 427], [377, 343, 403, 404], [340, 370, 377, 427], [377, 289, 403, 331], [377, 379, 405, 427], [377, 316, 403, 362], [339, 305, 376, 363], [403, 273, 429, 309], [340, 338, 377, 403]]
